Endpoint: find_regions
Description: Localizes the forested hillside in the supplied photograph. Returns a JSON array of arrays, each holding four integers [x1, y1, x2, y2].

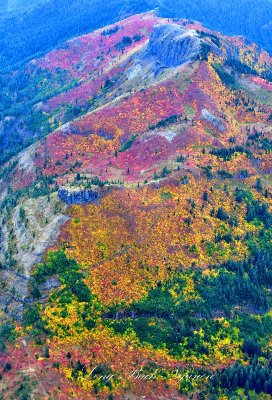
[[0, 0, 42, 14]]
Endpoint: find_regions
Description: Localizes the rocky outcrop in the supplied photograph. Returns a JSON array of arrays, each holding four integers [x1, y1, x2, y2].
[[0, 192, 69, 319], [58, 188, 99, 204], [201, 109, 226, 132], [146, 24, 201, 68]]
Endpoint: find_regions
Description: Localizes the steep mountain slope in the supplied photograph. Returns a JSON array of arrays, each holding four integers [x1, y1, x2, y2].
[[0, 0, 151, 69], [0, 11, 272, 400]]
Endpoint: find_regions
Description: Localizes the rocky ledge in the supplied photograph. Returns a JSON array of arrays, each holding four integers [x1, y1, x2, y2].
[[58, 188, 99, 204], [146, 24, 201, 67], [201, 109, 226, 132]]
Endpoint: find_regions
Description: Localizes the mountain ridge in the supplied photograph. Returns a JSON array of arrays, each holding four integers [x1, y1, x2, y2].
[[1, 0, 272, 72]]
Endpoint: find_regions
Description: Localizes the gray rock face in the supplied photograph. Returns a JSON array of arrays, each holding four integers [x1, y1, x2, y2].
[[147, 24, 201, 67], [201, 109, 226, 132], [42, 277, 60, 291], [58, 188, 99, 204]]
